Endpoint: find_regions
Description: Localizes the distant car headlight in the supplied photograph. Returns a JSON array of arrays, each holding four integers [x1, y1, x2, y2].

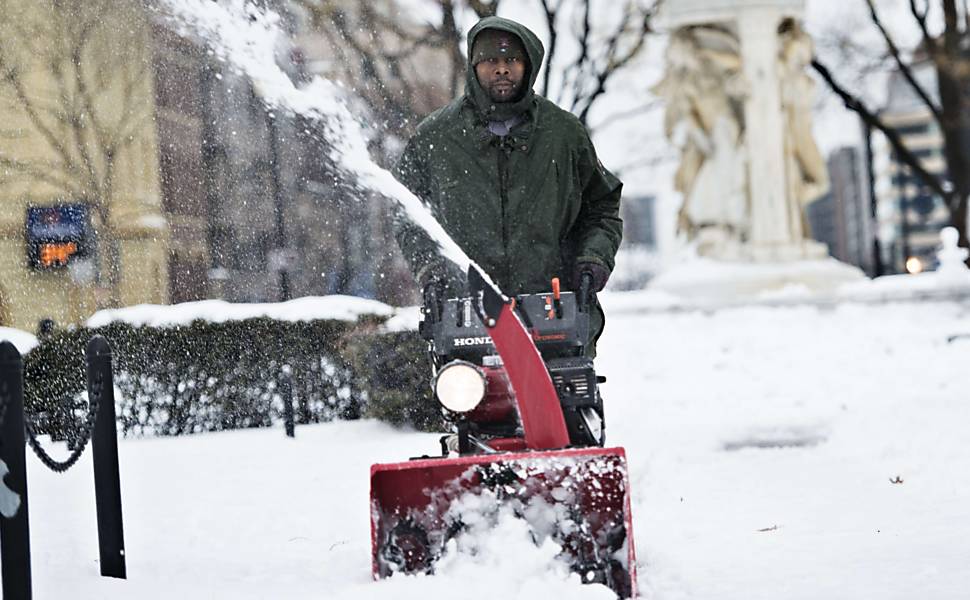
[[434, 360, 486, 413]]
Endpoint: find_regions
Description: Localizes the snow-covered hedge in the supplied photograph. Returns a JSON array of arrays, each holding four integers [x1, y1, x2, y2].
[[23, 316, 436, 437], [345, 331, 446, 433]]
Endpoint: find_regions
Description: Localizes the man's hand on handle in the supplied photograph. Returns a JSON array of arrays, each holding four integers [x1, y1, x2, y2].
[[571, 262, 610, 293]]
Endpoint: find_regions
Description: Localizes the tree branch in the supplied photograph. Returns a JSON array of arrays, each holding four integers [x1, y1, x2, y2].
[[812, 57, 950, 201], [575, 0, 592, 70], [576, 0, 652, 125], [467, 0, 500, 18], [611, 149, 677, 178], [909, 0, 937, 55], [47, 5, 103, 197], [590, 99, 661, 132], [567, 0, 593, 109], [111, 64, 152, 156], [65, 53, 101, 196], [539, 0, 561, 96], [865, 0, 942, 124], [0, 52, 80, 179], [329, 7, 420, 131], [0, 154, 84, 195], [944, 0, 960, 56], [437, 0, 466, 100]]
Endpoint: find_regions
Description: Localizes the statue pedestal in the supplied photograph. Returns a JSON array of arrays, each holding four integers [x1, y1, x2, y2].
[[649, 257, 867, 302], [744, 239, 829, 262], [694, 228, 829, 262]]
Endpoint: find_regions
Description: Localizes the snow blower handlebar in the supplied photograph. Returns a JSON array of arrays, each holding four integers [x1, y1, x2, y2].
[[466, 265, 571, 450]]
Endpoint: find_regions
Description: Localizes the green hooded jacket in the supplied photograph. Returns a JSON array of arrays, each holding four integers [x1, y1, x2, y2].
[[393, 17, 623, 352]]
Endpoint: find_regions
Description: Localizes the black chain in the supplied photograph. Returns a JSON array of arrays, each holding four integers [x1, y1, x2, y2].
[[24, 374, 102, 473]]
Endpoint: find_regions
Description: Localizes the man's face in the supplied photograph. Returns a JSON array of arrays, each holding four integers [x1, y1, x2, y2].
[[475, 56, 526, 103]]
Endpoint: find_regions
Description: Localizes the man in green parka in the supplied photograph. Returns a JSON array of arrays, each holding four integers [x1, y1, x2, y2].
[[393, 16, 623, 355]]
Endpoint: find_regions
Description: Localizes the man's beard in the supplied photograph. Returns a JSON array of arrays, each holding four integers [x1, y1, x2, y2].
[[486, 77, 522, 103]]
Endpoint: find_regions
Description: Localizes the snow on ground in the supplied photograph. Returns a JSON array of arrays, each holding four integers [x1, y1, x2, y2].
[[0, 326, 38, 354], [601, 299, 970, 599], [22, 295, 970, 599]]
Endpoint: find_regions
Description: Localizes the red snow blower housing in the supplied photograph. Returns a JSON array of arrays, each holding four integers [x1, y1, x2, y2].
[[370, 267, 637, 598]]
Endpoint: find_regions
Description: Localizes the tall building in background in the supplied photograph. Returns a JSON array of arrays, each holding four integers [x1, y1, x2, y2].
[[151, 17, 390, 305], [807, 146, 874, 274], [621, 196, 657, 249], [610, 195, 658, 291], [805, 192, 838, 259], [152, 24, 211, 304], [869, 62, 951, 274]]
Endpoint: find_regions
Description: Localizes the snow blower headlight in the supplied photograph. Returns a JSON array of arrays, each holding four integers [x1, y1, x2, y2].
[[434, 360, 486, 413]]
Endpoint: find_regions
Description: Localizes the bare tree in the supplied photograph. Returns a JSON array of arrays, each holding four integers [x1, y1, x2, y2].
[[812, 0, 970, 257], [537, 0, 658, 126], [295, 0, 484, 149], [0, 0, 155, 303], [294, 0, 659, 145]]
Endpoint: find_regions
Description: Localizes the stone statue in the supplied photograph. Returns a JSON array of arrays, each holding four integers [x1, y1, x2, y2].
[[778, 18, 828, 240], [653, 26, 748, 255], [654, 0, 830, 261], [648, 0, 865, 300]]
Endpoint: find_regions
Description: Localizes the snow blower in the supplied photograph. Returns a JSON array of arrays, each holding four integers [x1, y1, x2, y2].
[[370, 266, 637, 597]]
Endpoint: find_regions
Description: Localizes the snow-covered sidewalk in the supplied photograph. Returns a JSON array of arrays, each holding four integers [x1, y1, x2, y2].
[[21, 298, 970, 599], [601, 300, 970, 599]]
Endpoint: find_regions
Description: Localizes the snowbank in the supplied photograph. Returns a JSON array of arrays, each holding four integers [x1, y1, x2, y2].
[[840, 270, 970, 301], [632, 255, 970, 312], [0, 326, 38, 354], [85, 296, 396, 329]]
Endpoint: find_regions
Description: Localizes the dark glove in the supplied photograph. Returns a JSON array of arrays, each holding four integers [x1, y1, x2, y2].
[[422, 278, 445, 308], [571, 261, 610, 293], [420, 261, 466, 297]]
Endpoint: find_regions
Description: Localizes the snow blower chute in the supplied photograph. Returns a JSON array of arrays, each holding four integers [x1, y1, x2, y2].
[[370, 266, 637, 597]]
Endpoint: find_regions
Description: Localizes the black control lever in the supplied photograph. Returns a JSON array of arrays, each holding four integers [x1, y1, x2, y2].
[[423, 282, 442, 323], [467, 265, 507, 327], [419, 281, 443, 342]]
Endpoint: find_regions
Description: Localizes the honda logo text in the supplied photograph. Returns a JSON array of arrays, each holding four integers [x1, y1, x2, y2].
[[453, 336, 493, 347]]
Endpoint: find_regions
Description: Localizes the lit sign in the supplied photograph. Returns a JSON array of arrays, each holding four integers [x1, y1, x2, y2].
[[39, 242, 79, 267], [26, 204, 91, 270]]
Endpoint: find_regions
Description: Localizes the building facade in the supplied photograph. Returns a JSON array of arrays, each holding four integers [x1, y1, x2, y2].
[[621, 195, 658, 249], [0, 0, 474, 333], [609, 195, 659, 291], [869, 63, 952, 274], [0, 0, 169, 331], [150, 5, 411, 306]]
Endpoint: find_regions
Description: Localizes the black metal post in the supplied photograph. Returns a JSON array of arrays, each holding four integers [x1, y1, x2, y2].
[[86, 336, 126, 579], [0, 341, 32, 599], [282, 369, 295, 438]]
